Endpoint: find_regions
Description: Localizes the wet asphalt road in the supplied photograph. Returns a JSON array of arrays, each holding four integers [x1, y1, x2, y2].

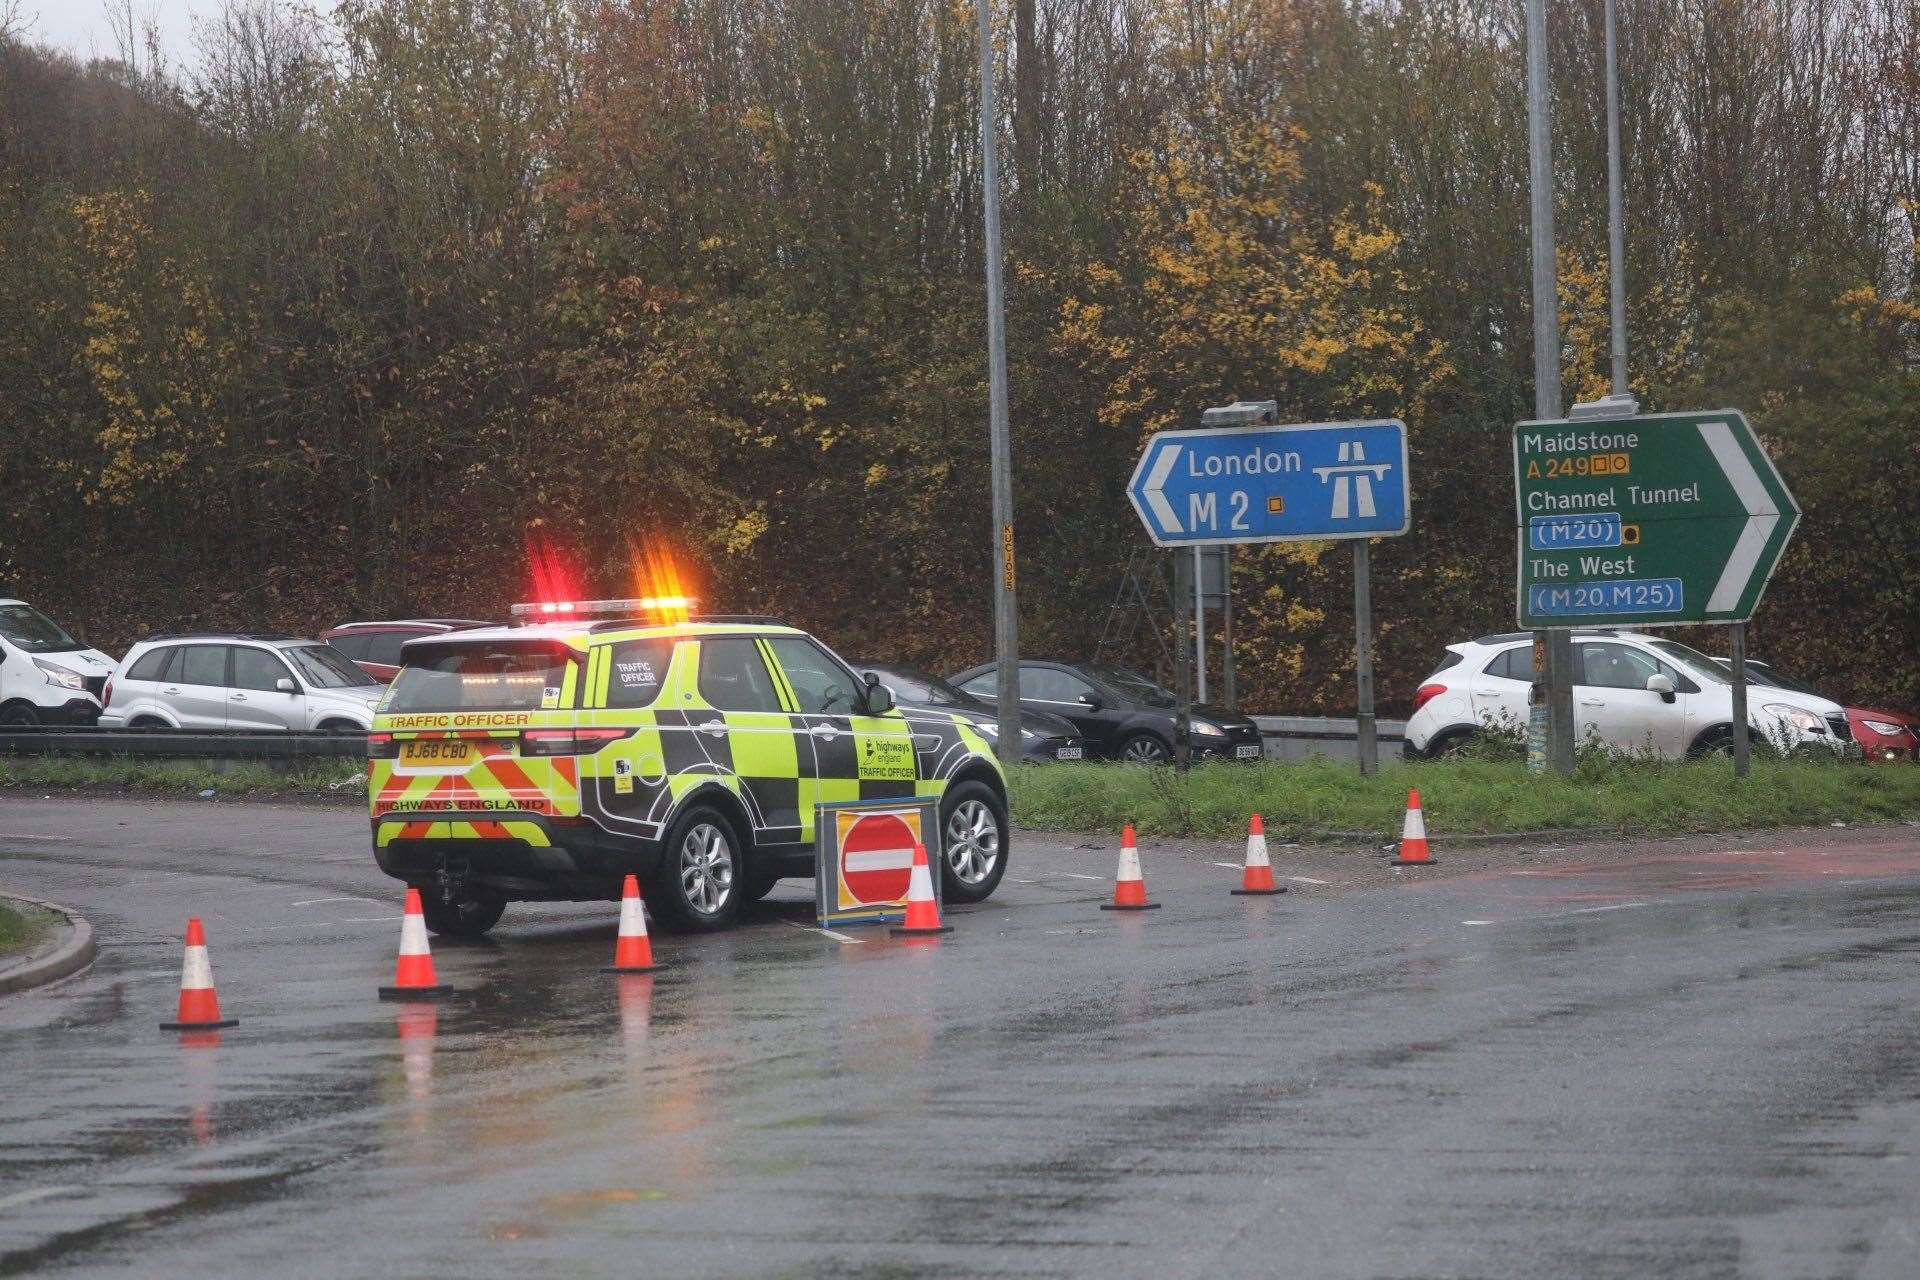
[[3, 798, 1920, 1278]]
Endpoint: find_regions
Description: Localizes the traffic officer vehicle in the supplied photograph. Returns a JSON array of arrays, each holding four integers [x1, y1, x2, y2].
[[368, 600, 1011, 936]]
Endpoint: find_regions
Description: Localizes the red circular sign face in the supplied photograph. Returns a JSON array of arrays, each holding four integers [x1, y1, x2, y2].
[[840, 812, 917, 904]]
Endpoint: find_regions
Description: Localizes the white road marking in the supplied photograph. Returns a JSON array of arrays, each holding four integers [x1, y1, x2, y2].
[[0, 1185, 80, 1212], [1564, 902, 1651, 915], [1463, 901, 1652, 928], [1059, 873, 1104, 881], [1212, 861, 1243, 870], [290, 896, 381, 907], [335, 915, 404, 924], [782, 921, 863, 944], [1288, 876, 1331, 885], [0, 833, 76, 843]]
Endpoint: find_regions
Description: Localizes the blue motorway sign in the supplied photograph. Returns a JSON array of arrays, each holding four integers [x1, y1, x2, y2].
[[1126, 419, 1410, 547]]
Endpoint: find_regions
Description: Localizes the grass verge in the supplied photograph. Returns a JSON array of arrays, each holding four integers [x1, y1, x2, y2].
[[0, 756, 365, 799], [1009, 758, 1920, 840], [0, 902, 49, 959]]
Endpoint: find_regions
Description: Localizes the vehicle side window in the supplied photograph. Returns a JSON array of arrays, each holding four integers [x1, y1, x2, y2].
[[178, 645, 228, 687], [1577, 642, 1663, 691], [363, 633, 409, 667], [231, 647, 294, 693], [126, 647, 174, 682], [1023, 666, 1094, 702], [765, 637, 859, 714], [1485, 646, 1532, 681], [698, 638, 782, 713], [959, 673, 997, 697], [605, 639, 674, 709], [328, 634, 369, 660]]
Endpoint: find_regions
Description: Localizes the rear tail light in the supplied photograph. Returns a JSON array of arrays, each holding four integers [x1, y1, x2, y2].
[[101, 679, 113, 709], [367, 732, 399, 759], [520, 727, 631, 757], [1413, 683, 1448, 713]]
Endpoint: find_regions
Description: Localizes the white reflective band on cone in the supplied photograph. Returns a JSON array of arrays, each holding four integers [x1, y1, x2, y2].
[[1245, 831, 1271, 868], [399, 911, 432, 957], [619, 892, 648, 938], [906, 859, 935, 903], [1402, 805, 1427, 841], [180, 945, 213, 991], [1117, 842, 1143, 883]]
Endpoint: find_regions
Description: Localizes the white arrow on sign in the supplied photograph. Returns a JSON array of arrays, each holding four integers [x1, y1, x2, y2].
[[1699, 420, 1780, 613], [1142, 442, 1182, 535]]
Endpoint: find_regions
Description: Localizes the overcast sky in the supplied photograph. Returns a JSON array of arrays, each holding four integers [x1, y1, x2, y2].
[[21, 0, 220, 66]]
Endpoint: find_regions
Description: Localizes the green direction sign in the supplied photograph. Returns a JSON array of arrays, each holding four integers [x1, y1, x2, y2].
[[1512, 409, 1799, 628]]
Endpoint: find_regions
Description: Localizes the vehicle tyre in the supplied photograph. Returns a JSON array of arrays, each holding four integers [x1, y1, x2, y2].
[[418, 886, 506, 938], [738, 866, 780, 904], [1687, 726, 1733, 760], [0, 702, 40, 727], [648, 803, 746, 932], [129, 716, 170, 729], [316, 719, 363, 733], [1117, 732, 1171, 765], [938, 780, 1009, 904], [1427, 728, 1479, 759]]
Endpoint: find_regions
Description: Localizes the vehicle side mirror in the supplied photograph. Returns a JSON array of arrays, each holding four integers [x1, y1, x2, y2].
[[862, 674, 894, 715], [276, 678, 298, 694], [1078, 693, 1103, 710], [1646, 673, 1676, 703]]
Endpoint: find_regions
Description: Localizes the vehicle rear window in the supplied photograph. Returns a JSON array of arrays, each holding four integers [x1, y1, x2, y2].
[[386, 643, 571, 712], [126, 647, 174, 682], [327, 633, 370, 660], [362, 633, 410, 667], [605, 639, 673, 709], [287, 645, 378, 688]]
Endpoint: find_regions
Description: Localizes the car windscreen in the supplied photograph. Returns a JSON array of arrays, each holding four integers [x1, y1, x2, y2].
[[865, 666, 971, 707], [1745, 664, 1822, 696], [1645, 640, 1735, 685], [285, 644, 379, 688], [0, 603, 80, 654], [384, 643, 569, 711], [1086, 664, 1175, 707]]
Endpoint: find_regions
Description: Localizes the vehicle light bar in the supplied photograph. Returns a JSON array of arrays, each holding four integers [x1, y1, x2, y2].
[[509, 596, 698, 621]]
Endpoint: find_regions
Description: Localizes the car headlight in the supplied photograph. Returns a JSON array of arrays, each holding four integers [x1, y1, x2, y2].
[[1191, 720, 1227, 738], [1762, 704, 1824, 733], [33, 659, 85, 691], [1860, 719, 1905, 737]]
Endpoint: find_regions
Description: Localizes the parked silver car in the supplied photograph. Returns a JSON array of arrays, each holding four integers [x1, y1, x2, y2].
[[99, 634, 383, 731]]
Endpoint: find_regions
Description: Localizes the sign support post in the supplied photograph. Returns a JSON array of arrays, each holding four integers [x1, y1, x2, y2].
[[1172, 548, 1193, 771], [1353, 539, 1377, 774], [1192, 545, 1208, 703], [1729, 622, 1751, 778], [1221, 553, 1236, 713]]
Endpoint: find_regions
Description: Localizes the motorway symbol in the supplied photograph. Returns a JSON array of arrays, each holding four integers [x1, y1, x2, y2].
[[1512, 408, 1799, 627], [1127, 419, 1410, 547]]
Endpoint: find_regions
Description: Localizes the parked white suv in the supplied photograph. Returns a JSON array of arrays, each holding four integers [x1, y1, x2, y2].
[[0, 599, 116, 726], [100, 635, 383, 731], [1406, 630, 1858, 760]]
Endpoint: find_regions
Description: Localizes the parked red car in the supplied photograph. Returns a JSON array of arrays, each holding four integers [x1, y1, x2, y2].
[[1848, 706, 1920, 763], [320, 619, 488, 683]]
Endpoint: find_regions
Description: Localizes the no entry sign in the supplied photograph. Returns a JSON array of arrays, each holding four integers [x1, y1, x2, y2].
[[815, 798, 941, 926]]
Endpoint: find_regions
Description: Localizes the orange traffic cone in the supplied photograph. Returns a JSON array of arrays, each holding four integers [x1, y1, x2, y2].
[[160, 917, 238, 1031], [1390, 789, 1436, 866], [889, 842, 954, 936], [1231, 813, 1286, 895], [379, 887, 454, 1000], [602, 875, 662, 973], [1101, 824, 1161, 911]]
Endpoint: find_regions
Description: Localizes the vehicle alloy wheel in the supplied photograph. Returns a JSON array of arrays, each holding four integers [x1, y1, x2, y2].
[[0, 704, 41, 727], [937, 780, 1010, 904], [680, 821, 735, 916], [1120, 733, 1170, 764], [946, 798, 1000, 887]]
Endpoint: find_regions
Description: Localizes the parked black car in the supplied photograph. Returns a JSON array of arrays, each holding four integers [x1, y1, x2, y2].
[[855, 663, 1087, 762], [946, 659, 1263, 764]]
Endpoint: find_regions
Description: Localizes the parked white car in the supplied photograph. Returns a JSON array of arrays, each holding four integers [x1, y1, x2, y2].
[[100, 634, 383, 731], [1406, 630, 1859, 760], [0, 599, 116, 726]]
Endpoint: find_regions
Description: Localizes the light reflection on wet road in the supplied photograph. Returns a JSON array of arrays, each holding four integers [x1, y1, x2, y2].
[[3, 799, 1919, 1277]]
